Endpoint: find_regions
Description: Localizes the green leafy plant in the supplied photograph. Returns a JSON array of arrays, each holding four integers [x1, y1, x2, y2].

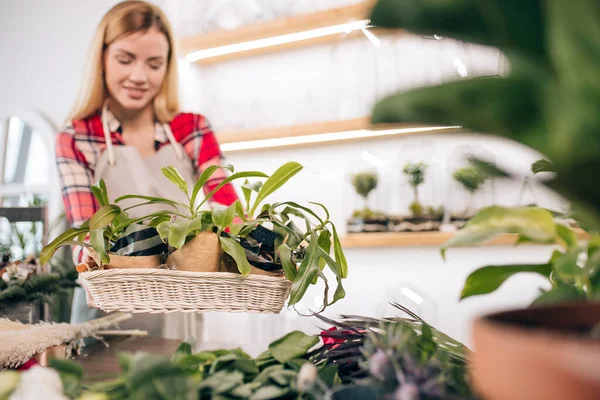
[[33, 330, 327, 400], [403, 162, 428, 216], [452, 167, 486, 195], [350, 171, 379, 220], [441, 205, 600, 304]]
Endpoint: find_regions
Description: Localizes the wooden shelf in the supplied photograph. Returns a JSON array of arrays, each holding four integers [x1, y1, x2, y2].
[[218, 118, 463, 153], [340, 231, 590, 249], [178, 1, 405, 64]]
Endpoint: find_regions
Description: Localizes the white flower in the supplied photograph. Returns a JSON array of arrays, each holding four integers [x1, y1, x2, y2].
[[395, 383, 419, 400], [9, 366, 68, 400], [297, 362, 318, 392], [368, 349, 389, 380]]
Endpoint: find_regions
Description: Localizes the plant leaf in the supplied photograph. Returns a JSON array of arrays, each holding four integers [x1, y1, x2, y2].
[[460, 264, 552, 300], [212, 202, 237, 231], [272, 201, 323, 224], [40, 227, 88, 265], [277, 244, 297, 281], [157, 221, 171, 241], [268, 331, 319, 363], [90, 228, 109, 264], [329, 223, 348, 278], [442, 206, 557, 259], [532, 159, 555, 173], [191, 164, 234, 208], [115, 194, 182, 209], [168, 219, 189, 249], [556, 223, 577, 249], [553, 248, 583, 281], [91, 180, 109, 207], [250, 162, 303, 216], [161, 166, 189, 197], [198, 171, 269, 210], [219, 236, 252, 277], [89, 205, 121, 230], [532, 285, 585, 305], [288, 232, 321, 306]]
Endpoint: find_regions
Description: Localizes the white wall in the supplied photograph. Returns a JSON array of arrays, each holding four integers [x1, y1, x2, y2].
[[0, 0, 562, 356]]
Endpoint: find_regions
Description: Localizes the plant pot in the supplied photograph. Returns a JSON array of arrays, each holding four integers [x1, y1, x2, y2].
[[219, 254, 285, 277], [0, 301, 43, 324], [389, 215, 443, 232], [347, 217, 390, 233], [471, 302, 600, 400], [105, 253, 164, 269], [166, 231, 222, 272]]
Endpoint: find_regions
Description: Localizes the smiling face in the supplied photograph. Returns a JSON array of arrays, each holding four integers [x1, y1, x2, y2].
[[103, 28, 169, 114]]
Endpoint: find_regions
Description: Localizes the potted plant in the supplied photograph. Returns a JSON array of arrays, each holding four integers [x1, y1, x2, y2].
[[369, 0, 600, 397], [451, 166, 488, 228], [347, 170, 389, 233]]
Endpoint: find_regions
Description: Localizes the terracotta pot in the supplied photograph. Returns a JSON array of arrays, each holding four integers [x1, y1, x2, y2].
[[105, 253, 163, 269], [166, 231, 222, 272], [471, 302, 600, 400]]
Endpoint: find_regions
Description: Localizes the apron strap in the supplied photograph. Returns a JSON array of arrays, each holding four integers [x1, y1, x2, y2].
[[101, 100, 116, 167], [162, 123, 186, 162]]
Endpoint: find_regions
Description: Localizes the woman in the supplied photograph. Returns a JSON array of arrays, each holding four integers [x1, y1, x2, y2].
[[55, 1, 238, 338]]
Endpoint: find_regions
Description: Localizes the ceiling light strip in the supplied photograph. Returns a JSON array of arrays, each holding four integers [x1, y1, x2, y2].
[[220, 125, 461, 152], [185, 19, 370, 62]]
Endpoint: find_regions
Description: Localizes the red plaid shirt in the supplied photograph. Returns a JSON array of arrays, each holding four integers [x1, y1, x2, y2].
[[56, 109, 238, 235]]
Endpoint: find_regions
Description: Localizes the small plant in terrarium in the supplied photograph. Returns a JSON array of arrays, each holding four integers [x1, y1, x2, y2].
[[351, 171, 379, 219], [403, 162, 427, 217], [452, 166, 487, 216]]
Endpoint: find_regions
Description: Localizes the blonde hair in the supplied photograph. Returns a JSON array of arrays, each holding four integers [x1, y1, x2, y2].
[[67, 0, 179, 123]]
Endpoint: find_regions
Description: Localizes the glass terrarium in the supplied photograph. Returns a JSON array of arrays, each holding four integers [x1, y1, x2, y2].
[[444, 144, 496, 230], [345, 152, 390, 234], [389, 138, 444, 232]]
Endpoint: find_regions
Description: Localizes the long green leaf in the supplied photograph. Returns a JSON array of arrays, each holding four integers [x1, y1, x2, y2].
[[250, 162, 303, 216], [40, 227, 88, 265], [442, 206, 557, 259], [272, 201, 323, 224], [91, 182, 108, 207], [89, 205, 121, 230], [268, 331, 319, 363], [115, 194, 183, 209], [90, 228, 109, 264], [276, 244, 297, 281], [288, 233, 320, 306], [329, 222, 348, 278], [161, 166, 189, 197], [219, 236, 252, 277], [318, 247, 346, 306], [197, 171, 269, 210], [190, 164, 234, 208], [556, 223, 577, 249], [460, 264, 552, 300]]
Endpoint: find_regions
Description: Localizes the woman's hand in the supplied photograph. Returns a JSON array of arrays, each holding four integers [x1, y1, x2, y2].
[[77, 247, 99, 309]]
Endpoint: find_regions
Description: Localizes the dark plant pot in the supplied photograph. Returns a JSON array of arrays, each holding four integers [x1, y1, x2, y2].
[[0, 301, 43, 324], [240, 226, 283, 272], [389, 215, 443, 232], [347, 217, 390, 233], [471, 302, 600, 400]]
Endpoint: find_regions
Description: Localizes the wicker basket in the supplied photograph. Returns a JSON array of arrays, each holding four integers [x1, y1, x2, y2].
[[80, 269, 292, 314]]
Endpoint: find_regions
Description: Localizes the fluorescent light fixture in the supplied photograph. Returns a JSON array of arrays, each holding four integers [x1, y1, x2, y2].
[[220, 125, 460, 152], [185, 19, 371, 62], [361, 28, 381, 47], [453, 57, 469, 78], [361, 151, 384, 168], [401, 287, 423, 305]]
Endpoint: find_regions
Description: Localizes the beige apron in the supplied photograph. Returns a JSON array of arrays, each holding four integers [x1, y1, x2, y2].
[[70, 102, 202, 341]]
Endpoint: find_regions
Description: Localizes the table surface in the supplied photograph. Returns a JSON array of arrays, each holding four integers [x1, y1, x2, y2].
[[73, 336, 182, 378]]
